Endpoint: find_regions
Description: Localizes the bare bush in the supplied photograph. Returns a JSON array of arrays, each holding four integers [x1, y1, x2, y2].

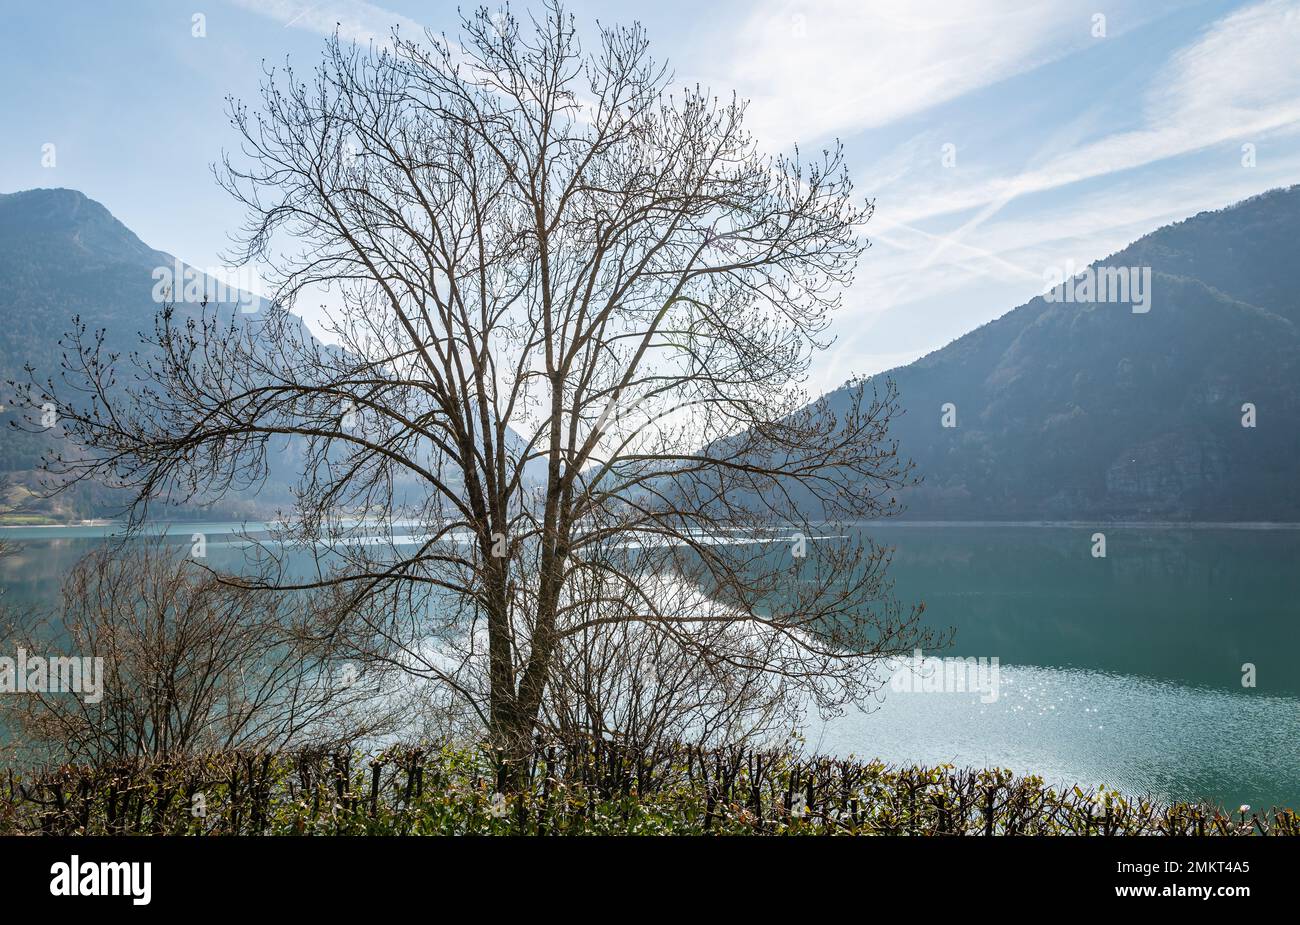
[[1, 540, 399, 766]]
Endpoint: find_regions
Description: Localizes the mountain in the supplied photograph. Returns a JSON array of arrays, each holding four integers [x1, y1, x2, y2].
[[841, 185, 1300, 521], [0, 189, 283, 522], [0, 189, 171, 393], [0, 188, 542, 524]]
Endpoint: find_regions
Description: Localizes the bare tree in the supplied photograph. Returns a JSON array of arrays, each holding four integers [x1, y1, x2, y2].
[[24, 3, 933, 779], [0, 540, 397, 766]]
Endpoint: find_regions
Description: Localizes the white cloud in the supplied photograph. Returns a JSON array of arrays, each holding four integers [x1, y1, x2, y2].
[[700, 0, 1114, 150], [886, 0, 1300, 225], [859, 153, 1300, 319]]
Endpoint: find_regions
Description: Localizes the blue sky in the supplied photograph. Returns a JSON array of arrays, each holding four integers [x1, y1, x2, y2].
[[4, 0, 1300, 395]]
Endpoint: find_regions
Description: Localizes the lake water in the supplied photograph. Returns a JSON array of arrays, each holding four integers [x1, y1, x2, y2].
[[2, 521, 1297, 810]]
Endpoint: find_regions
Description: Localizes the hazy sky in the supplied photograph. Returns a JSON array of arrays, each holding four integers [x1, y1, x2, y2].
[[4, 0, 1300, 395]]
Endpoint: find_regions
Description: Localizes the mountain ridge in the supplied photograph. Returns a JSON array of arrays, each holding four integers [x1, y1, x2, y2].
[[836, 184, 1300, 521], [0, 188, 540, 522], [0, 188, 279, 522]]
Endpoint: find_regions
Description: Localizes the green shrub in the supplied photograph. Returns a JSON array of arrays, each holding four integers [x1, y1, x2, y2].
[[2, 739, 1294, 836]]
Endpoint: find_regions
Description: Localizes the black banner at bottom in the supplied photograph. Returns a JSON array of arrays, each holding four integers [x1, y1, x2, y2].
[[0, 835, 1281, 911]]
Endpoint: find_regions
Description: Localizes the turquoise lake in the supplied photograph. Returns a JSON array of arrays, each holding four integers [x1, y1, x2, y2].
[[1, 521, 1296, 810]]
